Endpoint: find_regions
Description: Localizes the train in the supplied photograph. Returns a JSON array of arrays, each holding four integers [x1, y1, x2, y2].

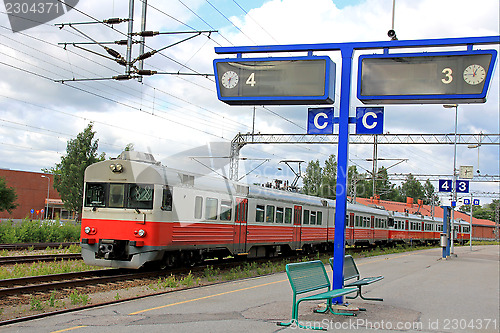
[[80, 151, 470, 269]]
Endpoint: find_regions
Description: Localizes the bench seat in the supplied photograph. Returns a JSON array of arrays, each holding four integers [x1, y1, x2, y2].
[[330, 255, 384, 301], [278, 260, 357, 330]]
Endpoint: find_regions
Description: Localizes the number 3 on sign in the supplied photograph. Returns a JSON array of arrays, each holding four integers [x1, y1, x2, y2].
[[442, 68, 453, 84], [246, 73, 256, 87]]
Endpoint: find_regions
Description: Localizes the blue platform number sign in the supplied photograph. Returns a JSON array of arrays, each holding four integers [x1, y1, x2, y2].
[[356, 107, 384, 134], [438, 179, 452, 192], [307, 107, 334, 134], [473, 199, 480, 206], [456, 180, 469, 193]]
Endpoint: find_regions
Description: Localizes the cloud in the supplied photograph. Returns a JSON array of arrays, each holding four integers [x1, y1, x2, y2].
[[0, 0, 498, 202]]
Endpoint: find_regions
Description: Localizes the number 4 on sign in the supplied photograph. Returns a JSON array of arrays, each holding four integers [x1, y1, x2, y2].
[[438, 179, 452, 192], [246, 73, 256, 87]]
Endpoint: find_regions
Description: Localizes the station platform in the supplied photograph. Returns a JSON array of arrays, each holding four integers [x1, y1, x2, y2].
[[3, 245, 499, 333]]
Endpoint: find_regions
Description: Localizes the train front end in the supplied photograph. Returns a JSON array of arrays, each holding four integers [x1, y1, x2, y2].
[[80, 152, 168, 269]]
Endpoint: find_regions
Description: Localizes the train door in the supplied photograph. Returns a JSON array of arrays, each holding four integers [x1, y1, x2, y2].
[[370, 216, 375, 244], [233, 198, 248, 254], [293, 205, 302, 250], [347, 213, 355, 245]]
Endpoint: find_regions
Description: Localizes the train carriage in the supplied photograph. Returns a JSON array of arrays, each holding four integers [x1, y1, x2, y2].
[[80, 151, 471, 270]]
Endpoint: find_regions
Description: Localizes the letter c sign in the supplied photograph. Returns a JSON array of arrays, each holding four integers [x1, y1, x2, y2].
[[307, 107, 334, 134], [356, 107, 384, 134]]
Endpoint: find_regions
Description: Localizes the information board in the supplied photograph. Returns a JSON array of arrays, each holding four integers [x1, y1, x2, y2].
[[214, 56, 335, 105], [357, 50, 497, 104]]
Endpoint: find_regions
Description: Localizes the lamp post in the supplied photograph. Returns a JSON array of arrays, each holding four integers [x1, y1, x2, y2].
[[41, 175, 50, 220], [443, 104, 458, 255]]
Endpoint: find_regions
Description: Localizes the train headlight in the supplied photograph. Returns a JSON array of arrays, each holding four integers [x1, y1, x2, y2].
[[109, 163, 124, 173], [84, 226, 91, 234], [137, 229, 146, 237]]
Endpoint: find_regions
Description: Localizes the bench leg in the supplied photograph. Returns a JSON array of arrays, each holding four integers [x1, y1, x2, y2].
[[359, 293, 383, 302], [277, 301, 328, 330], [346, 287, 361, 299], [314, 300, 357, 317]]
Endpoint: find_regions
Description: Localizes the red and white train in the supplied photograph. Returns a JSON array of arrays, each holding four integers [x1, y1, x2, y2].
[[80, 151, 470, 269]]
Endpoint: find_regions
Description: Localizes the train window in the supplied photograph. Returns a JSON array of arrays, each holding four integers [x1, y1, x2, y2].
[[310, 211, 316, 225], [194, 196, 203, 218], [303, 210, 310, 225], [85, 183, 107, 207], [161, 186, 173, 211], [109, 184, 125, 208], [266, 205, 275, 223], [256, 205, 265, 222], [276, 207, 284, 223], [285, 207, 292, 224], [220, 200, 232, 221], [317, 211, 322, 225], [363, 216, 368, 228], [355, 216, 360, 227], [206, 198, 218, 220], [128, 184, 154, 209]]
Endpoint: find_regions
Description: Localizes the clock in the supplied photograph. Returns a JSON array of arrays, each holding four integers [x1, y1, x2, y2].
[[459, 165, 474, 179], [221, 71, 239, 89], [463, 64, 486, 85]]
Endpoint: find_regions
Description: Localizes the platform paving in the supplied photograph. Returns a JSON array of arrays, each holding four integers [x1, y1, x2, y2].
[[2, 245, 499, 333]]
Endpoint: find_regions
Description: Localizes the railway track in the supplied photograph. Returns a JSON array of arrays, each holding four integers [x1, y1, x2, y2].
[[0, 253, 82, 265], [0, 268, 162, 300], [0, 242, 79, 251]]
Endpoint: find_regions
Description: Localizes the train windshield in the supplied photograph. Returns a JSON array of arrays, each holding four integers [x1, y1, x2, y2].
[[84, 182, 154, 209]]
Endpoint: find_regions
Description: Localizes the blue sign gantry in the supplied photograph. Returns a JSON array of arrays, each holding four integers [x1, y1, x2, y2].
[[215, 34, 500, 303]]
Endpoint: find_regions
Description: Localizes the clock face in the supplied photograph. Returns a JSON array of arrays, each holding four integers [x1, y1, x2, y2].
[[463, 64, 486, 85], [221, 71, 239, 89]]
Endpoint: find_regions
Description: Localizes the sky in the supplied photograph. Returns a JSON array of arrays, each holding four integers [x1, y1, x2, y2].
[[0, 0, 499, 205]]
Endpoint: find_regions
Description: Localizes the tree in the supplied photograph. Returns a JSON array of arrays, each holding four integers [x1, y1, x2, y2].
[[398, 174, 424, 202], [423, 179, 439, 205], [471, 199, 499, 221], [321, 154, 337, 199], [0, 177, 18, 213], [45, 123, 105, 217], [302, 160, 322, 196]]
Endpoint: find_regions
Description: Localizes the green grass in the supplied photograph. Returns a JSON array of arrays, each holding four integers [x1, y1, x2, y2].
[[0, 219, 80, 244]]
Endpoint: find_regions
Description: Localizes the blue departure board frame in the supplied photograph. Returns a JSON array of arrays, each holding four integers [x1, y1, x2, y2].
[[213, 56, 335, 105], [357, 50, 498, 104]]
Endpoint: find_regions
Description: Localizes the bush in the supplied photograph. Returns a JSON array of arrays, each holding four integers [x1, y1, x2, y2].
[[0, 219, 80, 244]]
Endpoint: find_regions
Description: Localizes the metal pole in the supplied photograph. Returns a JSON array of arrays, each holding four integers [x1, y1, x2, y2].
[[391, 0, 396, 30], [444, 104, 458, 255], [332, 45, 354, 304], [125, 0, 135, 75], [138, 0, 147, 82], [372, 134, 378, 198], [469, 193, 473, 251], [451, 105, 458, 255], [41, 175, 50, 220]]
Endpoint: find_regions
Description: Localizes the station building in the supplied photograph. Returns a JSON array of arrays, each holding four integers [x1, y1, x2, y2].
[[0, 169, 72, 223]]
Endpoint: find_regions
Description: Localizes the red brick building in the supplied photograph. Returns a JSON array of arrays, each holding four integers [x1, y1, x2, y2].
[[0, 169, 70, 222]]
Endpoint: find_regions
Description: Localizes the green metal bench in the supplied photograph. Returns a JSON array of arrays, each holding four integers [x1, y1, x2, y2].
[[278, 260, 358, 330], [329, 255, 384, 301]]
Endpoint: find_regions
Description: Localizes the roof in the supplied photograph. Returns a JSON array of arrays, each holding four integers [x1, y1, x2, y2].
[[355, 197, 497, 227]]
